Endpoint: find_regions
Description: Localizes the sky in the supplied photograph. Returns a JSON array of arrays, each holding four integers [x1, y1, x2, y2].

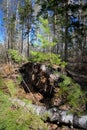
[[0, 2, 4, 43], [0, 0, 87, 44], [0, 0, 35, 44]]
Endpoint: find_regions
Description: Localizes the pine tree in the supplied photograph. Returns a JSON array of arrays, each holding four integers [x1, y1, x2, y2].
[[18, 0, 34, 57]]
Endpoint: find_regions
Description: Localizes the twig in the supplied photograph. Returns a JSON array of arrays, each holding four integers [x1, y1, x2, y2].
[[21, 76, 37, 101], [22, 78, 31, 93]]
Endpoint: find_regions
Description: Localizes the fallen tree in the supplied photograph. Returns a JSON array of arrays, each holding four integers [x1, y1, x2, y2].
[[19, 62, 86, 112], [10, 98, 87, 130], [66, 69, 87, 83]]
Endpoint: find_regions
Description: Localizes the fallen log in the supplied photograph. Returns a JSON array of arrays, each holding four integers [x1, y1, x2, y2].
[[66, 69, 87, 88], [10, 98, 87, 130]]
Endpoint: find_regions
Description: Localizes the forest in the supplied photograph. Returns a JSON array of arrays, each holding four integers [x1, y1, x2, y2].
[[0, 0, 87, 130]]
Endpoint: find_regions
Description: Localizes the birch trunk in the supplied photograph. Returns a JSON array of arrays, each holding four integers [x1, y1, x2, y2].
[[10, 98, 87, 130], [6, 0, 10, 49]]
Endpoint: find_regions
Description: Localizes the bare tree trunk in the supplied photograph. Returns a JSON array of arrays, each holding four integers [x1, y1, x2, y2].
[[15, 0, 20, 51], [6, 0, 10, 49], [64, 0, 68, 61], [27, 32, 30, 57], [20, 24, 24, 54], [7, 29, 10, 49], [10, 29, 13, 49], [10, 98, 87, 130]]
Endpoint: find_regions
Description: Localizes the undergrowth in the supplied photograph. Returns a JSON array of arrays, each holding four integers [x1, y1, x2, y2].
[[59, 74, 87, 114], [6, 79, 17, 97], [30, 51, 67, 68], [0, 76, 48, 130], [8, 49, 28, 63], [0, 75, 4, 89], [0, 91, 48, 130]]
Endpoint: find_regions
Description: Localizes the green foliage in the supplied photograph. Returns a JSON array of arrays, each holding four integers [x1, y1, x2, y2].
[[39, 17, 50, 34], [6, 80, 17, 97], [61, 61, 67, 68], [0, 92, 48, 130], [0, 75, 4, 89], [16, 75, 22, 85], [59, 75, 86, 114], [8, 49, 23, 63], [0, 74, 48, 130], [0, 91, 11, 109], [31, 17, 67, 68], [8, 49, 27, 63], [31, 51, 67, 68], [37, 17, 56, 49], [37, 34, 56, 48]]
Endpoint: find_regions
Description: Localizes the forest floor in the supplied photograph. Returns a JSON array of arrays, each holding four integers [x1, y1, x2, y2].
[[0, 62, 81, 130]]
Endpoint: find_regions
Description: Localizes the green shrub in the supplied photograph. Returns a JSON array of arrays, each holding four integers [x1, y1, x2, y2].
[[8, 49, 23, 63], [30, 51, 67, 68], [16, 75, 22, 85], [59, 75, 86, 114], [8, 49, 28, 63]]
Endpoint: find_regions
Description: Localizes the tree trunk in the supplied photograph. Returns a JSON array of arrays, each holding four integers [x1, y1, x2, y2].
[[21, 24, 23, 54], [7, 29, 10, 49], [27, 32, 30, 57], [64, 0, 68, 61], [10, 98, 87, 130], [6, 0, 10, 49]]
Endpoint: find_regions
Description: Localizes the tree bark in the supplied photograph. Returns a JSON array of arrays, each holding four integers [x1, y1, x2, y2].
[[27, 31, 30, 57], [64, 0, 68, 61], [10, 98, 87, 130], [6, 0, 10, 49], [21, 24, 23, 54]]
